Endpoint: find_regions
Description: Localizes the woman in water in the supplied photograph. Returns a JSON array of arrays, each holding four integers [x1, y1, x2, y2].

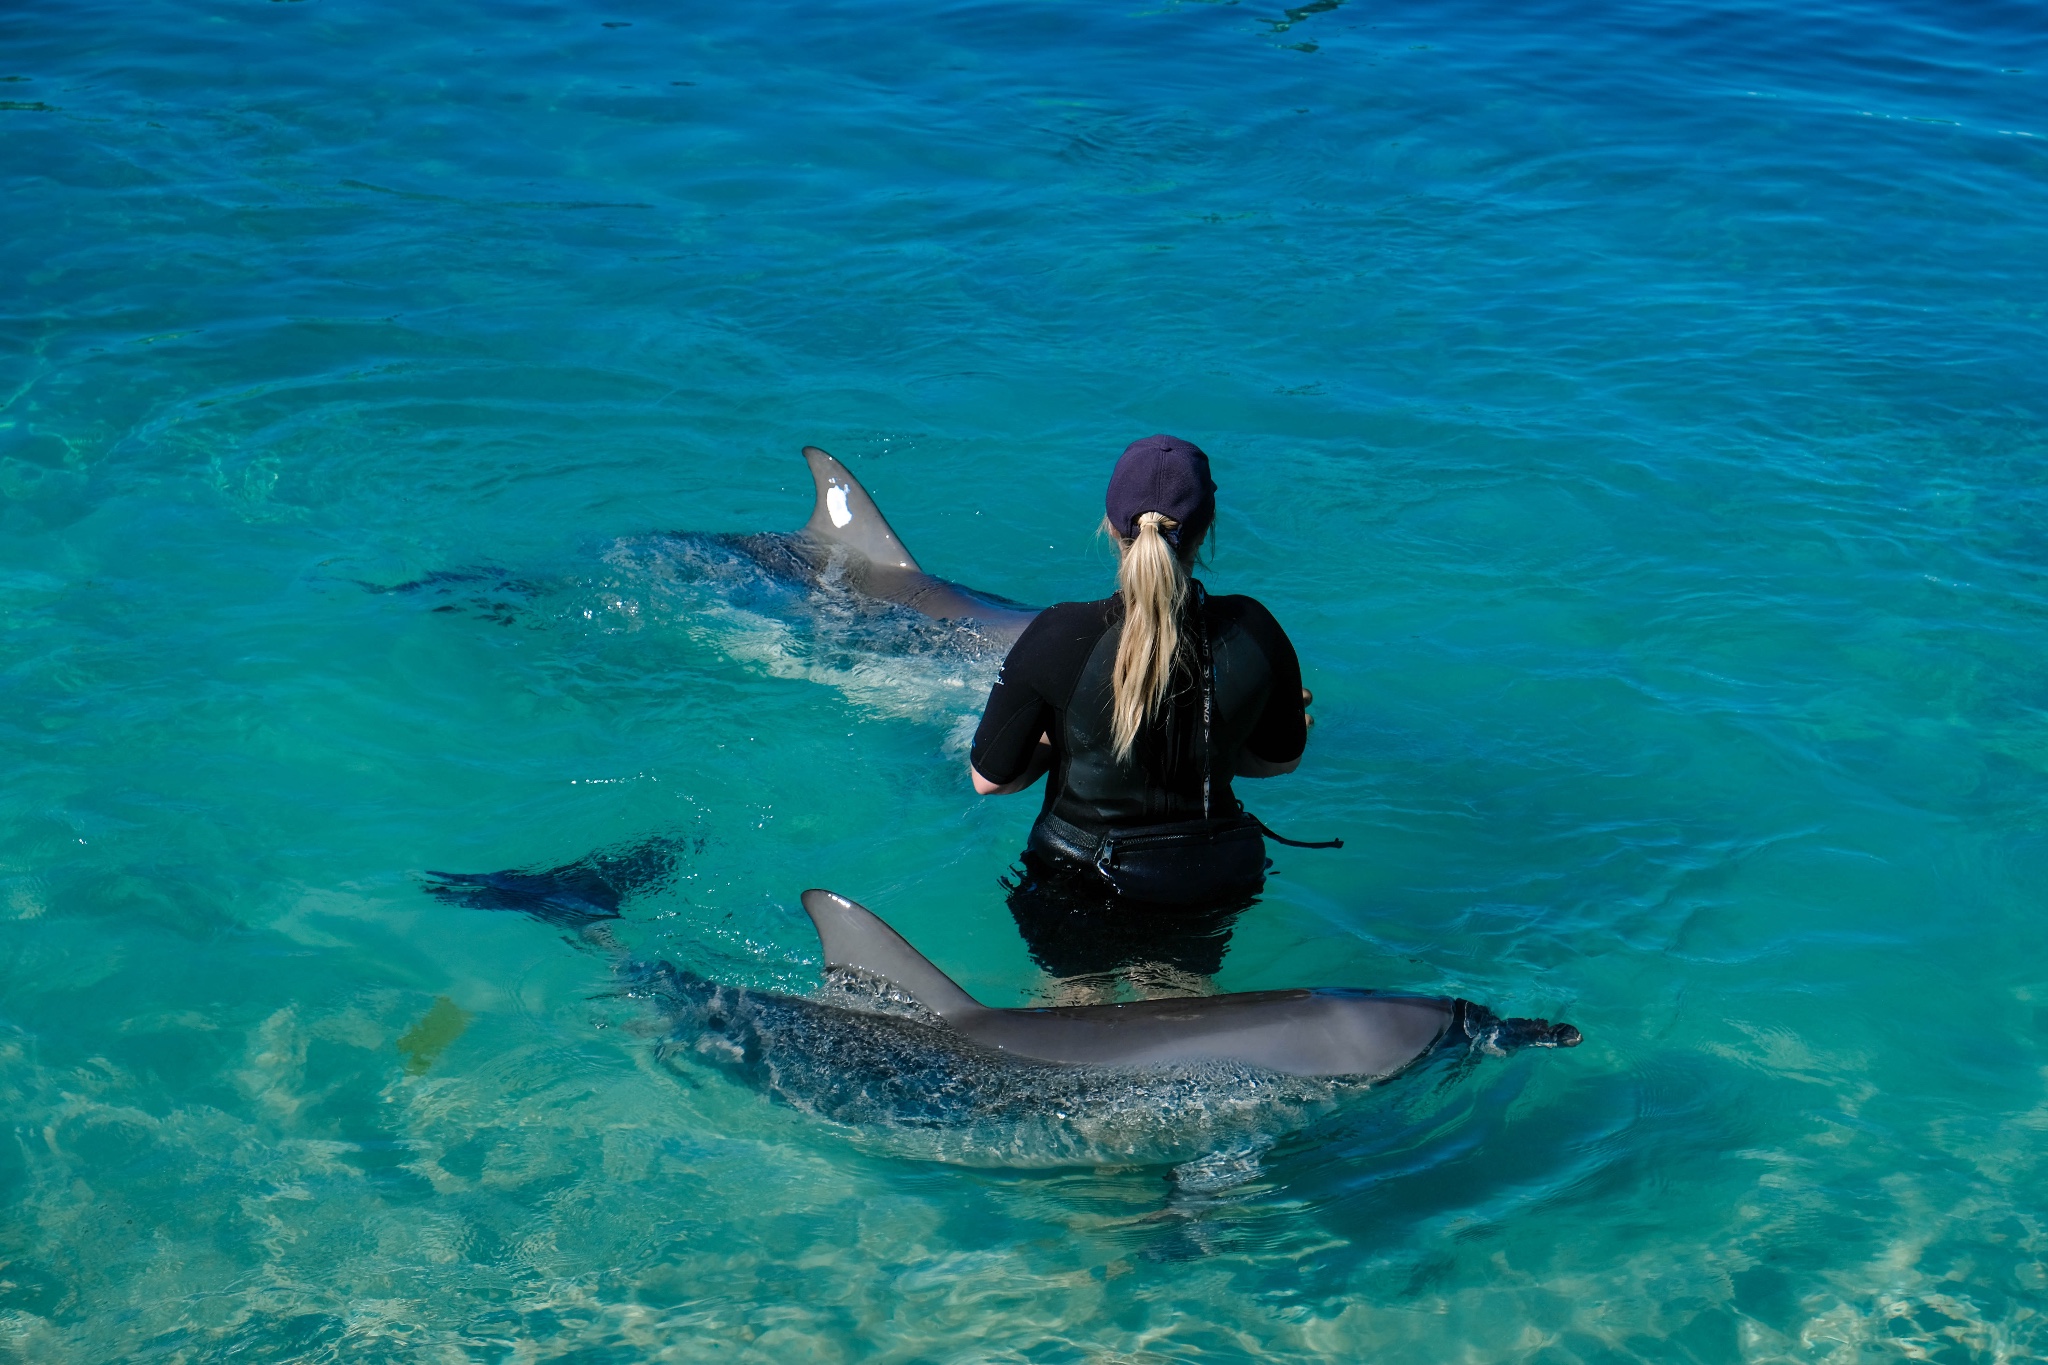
[[968, 435, 1313, 996]]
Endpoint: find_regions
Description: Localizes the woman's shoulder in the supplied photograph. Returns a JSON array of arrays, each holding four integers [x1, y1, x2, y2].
[[1203, 591, 1296, 656], [1006, 597, 1116, 656], [1203, 590, 1283, 629], [1000, 598, 1117, 688], [1025, 597, 1118, 633]]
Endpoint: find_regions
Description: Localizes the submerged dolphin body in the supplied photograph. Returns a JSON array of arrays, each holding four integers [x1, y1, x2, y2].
[[713, 446, 1042, 645]]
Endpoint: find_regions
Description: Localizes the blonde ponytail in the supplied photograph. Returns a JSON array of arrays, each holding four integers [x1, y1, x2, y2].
[[1110, 511, 1191, 764]]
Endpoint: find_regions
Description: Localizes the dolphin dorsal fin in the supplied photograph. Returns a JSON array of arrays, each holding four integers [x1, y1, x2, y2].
[[799, 447, 923, 572], [800, 889, 980, 1020]]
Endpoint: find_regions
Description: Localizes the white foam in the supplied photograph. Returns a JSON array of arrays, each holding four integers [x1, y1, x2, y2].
[[588, 533, 1006, 729]]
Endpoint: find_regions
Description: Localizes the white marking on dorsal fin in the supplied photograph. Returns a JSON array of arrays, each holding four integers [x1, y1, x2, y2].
[[800, 889, 980, 1021], [799, 446, 923, 571]]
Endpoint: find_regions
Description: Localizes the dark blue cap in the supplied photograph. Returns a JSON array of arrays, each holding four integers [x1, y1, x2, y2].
[[1105, 434, 1216, 547]]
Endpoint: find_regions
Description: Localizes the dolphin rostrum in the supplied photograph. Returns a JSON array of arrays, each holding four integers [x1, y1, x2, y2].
[[801, 889, 1579, 1079]]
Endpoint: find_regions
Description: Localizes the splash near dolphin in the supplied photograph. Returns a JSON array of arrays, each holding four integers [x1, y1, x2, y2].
[[641, 445, 1041, 721]]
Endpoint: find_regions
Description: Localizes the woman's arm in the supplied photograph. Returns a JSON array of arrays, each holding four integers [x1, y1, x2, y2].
[[967, 616, 1056, 794], [1235, 688, 1312, 778], [972, 732, 1052, 795], [1235, 749, 1300, 778]]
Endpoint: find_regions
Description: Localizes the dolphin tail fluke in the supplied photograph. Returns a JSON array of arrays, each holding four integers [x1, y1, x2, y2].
[[423, 836, 688, 929], [1457, 1001, 1583, 1055], [423, 867, 623, 928], [799, 889, 982, 1021], [799, 447, 923, 572]]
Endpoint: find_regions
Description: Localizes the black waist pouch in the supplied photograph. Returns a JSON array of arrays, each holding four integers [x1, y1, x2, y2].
[[1084, 815, 1267, 905]]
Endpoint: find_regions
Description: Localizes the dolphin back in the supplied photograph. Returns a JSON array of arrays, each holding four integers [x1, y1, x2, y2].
[[800, 889, 985, 1021], [800, 447, 922, 571], [799, 891, 1578, 1080]]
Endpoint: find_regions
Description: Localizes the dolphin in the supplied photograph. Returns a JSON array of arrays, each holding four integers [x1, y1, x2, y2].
[[716, 446, 1041, 644], [361, 446, 1041, 647], [427, 857, 1577, 1138]]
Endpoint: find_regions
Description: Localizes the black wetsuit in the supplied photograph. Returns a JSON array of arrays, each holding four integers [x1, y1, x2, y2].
[[969, 585, 1307, 978]]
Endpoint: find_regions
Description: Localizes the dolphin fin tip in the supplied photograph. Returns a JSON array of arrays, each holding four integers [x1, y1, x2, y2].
[[794, 445, 923, 573], [796, 887, 981, 1018]]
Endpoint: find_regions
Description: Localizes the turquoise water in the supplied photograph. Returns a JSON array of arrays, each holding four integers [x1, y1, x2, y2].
[[4, 0, 2046, 1357]]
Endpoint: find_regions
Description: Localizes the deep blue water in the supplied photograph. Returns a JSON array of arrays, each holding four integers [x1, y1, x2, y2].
[[3, 0, 2046, 1359]]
